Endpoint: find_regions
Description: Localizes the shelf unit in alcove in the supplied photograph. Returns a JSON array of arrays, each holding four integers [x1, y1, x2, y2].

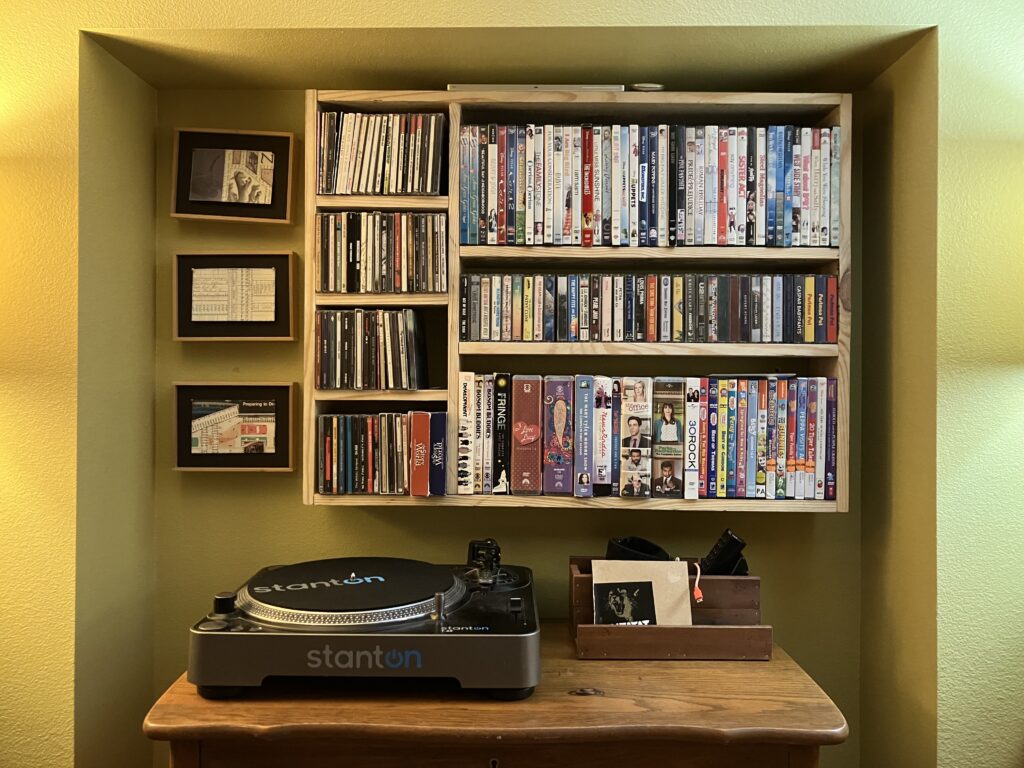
[[303, 89, 852, 512]]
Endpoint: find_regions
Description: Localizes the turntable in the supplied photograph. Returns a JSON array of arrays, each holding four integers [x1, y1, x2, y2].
[[187, 539, 540, 700]]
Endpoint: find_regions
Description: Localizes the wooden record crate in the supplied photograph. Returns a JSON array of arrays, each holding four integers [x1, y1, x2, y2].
[[570, 556, 773, 661]]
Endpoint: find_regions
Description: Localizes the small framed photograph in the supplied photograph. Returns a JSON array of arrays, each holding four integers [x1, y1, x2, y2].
[[171, 129, 294, 224], [174, 383, 295, 471], [173, 252, 295, 341]]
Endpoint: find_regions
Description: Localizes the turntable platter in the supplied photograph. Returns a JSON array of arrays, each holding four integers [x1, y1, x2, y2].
[[237, 557, 464, 627]]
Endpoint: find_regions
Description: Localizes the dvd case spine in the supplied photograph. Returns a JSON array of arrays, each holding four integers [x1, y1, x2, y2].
[[457, 371, 475, 495], [574, 375, 595, 497], [684, 377, 701, 499], [542, 375, 574, 495], [593, 376, 614, 495], [489, 374, 509, 495], [707, 377, 719, 498], [611, 377, 622, 496], [482, 373, 494, 494], [510, 375, 543, 495]]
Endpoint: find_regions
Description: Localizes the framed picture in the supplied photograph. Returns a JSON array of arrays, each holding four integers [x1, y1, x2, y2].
[[174, 383, 295, 472], [171, 128, 294, 224], [173, 251, 295, 341]]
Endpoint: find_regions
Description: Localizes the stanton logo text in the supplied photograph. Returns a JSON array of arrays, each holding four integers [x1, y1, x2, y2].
[[251, 574, 385, 593], [306, 644, 423, 671]]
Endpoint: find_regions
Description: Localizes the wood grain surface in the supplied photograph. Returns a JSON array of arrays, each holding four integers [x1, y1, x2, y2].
[[145, 622, 847, 747]]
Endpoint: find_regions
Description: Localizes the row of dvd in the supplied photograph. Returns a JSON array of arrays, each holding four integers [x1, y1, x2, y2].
[[456, 373, 837, 501], [459, 272, 839, 345], [457, 123, 841, 248]]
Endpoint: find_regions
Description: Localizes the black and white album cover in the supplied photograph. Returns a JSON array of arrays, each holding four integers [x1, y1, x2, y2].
[[591, 559, 693, 627], [594, 581, 656, 626]]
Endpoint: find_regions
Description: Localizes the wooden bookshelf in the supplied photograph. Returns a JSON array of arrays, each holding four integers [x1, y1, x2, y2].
[[303, 89, 852, 512]]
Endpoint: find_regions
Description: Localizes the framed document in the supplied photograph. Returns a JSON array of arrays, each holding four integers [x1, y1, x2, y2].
[[173, 252, 295, 341], [174, 383, 295, 471], [171, 128, 294, 224]]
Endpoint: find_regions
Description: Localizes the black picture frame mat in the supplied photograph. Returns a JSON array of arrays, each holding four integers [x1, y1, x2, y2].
[[174, 130, 291, 221], [176, 384, 292, 469], [176, 253, 291, 338]]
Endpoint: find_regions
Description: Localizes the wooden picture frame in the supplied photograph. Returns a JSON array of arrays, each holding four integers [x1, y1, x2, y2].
[[173, 251, 295, 341], [174, 382, 295, 472], [171, 128, 294, 224]]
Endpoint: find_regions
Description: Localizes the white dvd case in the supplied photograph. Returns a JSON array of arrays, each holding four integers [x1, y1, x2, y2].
[[810, 128, 821, 247], [533, 125, 545, 244], [830, 127, 841, 246], [694, 127, 705, 245], [820, 128, 831, 248], [619, 125, 630, 245], [552, 126, 563, 245], [524, 125, 535, 245], [611, 124, 622, 246], [571, 125, 582, 245], [543, 124, 554, 244], [658, 124, 669, 246], [704, 125, 718, 245], [684, 377, 701, 498]]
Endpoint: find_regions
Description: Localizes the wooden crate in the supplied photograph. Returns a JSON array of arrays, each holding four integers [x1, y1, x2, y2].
[[570, 556, 773, 661]]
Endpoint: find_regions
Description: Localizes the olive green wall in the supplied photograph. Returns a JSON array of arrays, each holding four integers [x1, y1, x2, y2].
[[3, 3, 1023, 768], [859, 34, 938, 768], [76, 38, 156, 768]]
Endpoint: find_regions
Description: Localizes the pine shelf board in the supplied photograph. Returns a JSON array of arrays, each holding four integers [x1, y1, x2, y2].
[[312, 494, 838, 512], [459, 342, 839, 358], [460, 245, 839, 265], [314, 389, 449, 402], [314, 293, 448, 307], [315, 194, 448, 211], [318, 90, 845, 115]]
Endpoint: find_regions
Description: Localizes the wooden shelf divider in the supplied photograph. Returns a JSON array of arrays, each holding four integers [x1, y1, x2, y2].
[[313, 494, 838, 512], [314, 389, 449, 402], [314, 194, 448, 211], [314, 293, 448, 307], [460, 245, 839, 265], [459, 342, 839, 358]]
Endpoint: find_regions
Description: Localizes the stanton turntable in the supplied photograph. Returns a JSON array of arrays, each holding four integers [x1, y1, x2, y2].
[[188, 539, 540, 700]]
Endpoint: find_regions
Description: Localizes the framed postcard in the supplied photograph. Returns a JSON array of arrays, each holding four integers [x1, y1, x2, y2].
[[173, 252, 295, 341], [174, 383, 295, 471], [171, 128, 294, 224]]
